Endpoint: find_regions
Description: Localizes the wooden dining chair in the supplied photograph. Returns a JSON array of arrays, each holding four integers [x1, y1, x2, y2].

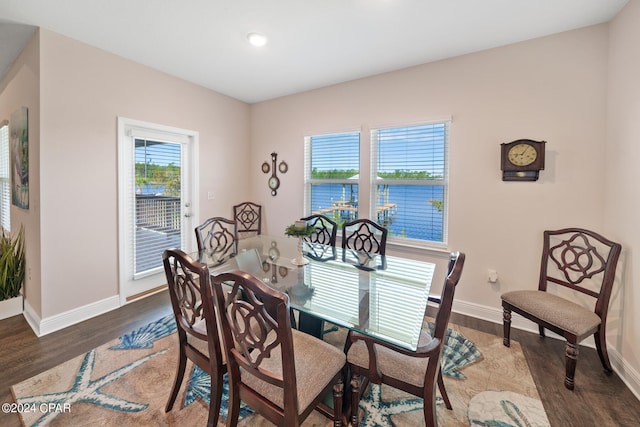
[[301, 214, 337, 246], [162, 249, 226, 427], [501, 228, 622, 390], [195, 216, 237, 264], [346, 252, 465, 427], [211, 270, 346, 427], [342, 218, 388, 255], [233, 201, 262, 240]]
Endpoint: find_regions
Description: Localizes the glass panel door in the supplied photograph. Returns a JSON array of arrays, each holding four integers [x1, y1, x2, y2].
[[134, 139, 182, 276], [118, 117, 198, 303]]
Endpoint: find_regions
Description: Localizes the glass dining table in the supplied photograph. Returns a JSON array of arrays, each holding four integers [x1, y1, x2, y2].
[[193, 235, 436, 351]]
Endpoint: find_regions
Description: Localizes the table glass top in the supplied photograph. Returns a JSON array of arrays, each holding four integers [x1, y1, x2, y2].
[[194, 235, 436, 351]]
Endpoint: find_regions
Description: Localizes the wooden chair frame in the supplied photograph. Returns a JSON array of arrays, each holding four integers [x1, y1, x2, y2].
[[162, 249, 226, 427], [501, 228, 622, 390], [211, 270, 345, 426], [233, 201, 262, 240], [195, 216, 237, 263], [301, 214, 338, 246], [346, 252, 465, 427], [342, 218, 388, 253]]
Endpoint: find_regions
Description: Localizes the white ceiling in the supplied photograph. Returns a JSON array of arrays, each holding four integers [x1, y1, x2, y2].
[[0, 0, 628, 104]]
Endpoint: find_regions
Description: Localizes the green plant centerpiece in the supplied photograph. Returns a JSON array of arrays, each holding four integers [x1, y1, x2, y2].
[[0, 226, 25, 301], [285, 222, 315, 238], [285, 221, 314, 265]]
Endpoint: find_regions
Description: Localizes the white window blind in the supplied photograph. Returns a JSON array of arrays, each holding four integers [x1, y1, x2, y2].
[[371, 121, 449, 245], [134, 138, 182, 275], [0, 121, 10, 231], [304, 132, 360, 224]]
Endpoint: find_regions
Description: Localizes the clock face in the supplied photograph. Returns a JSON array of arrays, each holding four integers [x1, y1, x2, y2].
[[507, 143, 538, 166], [269, 176, 280, 190]]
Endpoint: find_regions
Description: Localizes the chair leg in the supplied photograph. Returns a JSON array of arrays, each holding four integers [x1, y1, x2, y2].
[[594, 330, 613, 373], [332, 377, 344, 427], [165, 349, 187, 412], [437, 369, 452, 410], [350, 374, 360, 427], [564, 341, 579, 390], [206, 371, 223, 427], [502, 308, 512, 347], [226, 377, 241, 427], [423, 373, 438, 427]]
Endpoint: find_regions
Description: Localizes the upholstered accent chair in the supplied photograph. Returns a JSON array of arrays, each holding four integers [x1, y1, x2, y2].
[[162, 249, 226, 427], [346, 252, 465, 427], [501, 228, 622, 390], [233, 201, 262, 240], [211, 270, 346, 426]]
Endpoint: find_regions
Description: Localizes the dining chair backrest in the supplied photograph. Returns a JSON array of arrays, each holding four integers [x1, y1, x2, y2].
[[162, 248, 226, 427], [342, 218, 388, 255], [211, 270, 346, 426], [301, 214, 337, 246], [233, 201, 262, 240], [195, 217, 237, 263], [431, 251, 465, 342]]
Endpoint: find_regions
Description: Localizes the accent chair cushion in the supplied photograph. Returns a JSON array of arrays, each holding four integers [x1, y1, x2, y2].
[[241, 328, 346, 414], [501, 290, 601, 339], [347, 330, 435, 388]]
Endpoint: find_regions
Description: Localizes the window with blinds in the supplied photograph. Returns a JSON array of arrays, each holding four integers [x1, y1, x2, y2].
[[134, 138, 182, 275], [371, 121, 449, 245], [304, 132, 360, 224], [0, 121, 10, 231]]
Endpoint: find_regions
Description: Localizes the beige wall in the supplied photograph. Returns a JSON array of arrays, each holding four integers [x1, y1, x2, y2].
[[251, 24, 608, 304], [34, 29, 250, 319], [250, 23, 640, 392], [607, 0, 640, 394], [0, 8, 637, 397], [0, 31, 42, 315]]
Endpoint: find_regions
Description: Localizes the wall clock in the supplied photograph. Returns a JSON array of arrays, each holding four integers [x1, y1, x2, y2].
[[500, 139, 546, 181], [262, 152, 288, 195]]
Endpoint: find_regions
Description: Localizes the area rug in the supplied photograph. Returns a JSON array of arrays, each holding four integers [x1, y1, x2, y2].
[[11, 315, 550, 426]]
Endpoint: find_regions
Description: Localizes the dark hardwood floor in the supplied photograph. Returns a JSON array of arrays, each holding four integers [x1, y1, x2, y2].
[[1, 291, 638, 426]]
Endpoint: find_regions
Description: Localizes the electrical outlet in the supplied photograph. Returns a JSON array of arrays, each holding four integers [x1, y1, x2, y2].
[[488, 269, 498, 283], [207, 191, 215, 200]]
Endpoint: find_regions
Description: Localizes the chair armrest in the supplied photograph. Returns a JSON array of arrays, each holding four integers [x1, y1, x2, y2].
[[348, 331, 441, 358]]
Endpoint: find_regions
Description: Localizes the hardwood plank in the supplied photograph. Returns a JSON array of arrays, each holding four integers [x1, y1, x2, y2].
[[0, 291, 172, 427], [1, 293, 639, 426]]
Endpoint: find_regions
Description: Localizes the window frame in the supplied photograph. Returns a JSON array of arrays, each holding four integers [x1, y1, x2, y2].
[[303, 119, 450, 251], [303, 130, 361, 222], [369, 119, 450, 249]]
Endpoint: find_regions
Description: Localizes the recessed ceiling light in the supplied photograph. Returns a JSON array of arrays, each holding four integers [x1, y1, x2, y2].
[[246, 32, 268, 47]]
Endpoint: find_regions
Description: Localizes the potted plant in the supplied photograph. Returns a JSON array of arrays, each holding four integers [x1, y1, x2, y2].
[[0, 226, 25, 320], [285, 221, 315, 266]]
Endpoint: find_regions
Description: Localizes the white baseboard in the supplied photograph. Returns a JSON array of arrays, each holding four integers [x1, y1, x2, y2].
[[23, 296, 121, 337], [452, 299, 640, 401]]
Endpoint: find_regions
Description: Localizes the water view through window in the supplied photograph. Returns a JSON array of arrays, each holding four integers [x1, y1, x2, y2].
[[308, 122, 447, 244]]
